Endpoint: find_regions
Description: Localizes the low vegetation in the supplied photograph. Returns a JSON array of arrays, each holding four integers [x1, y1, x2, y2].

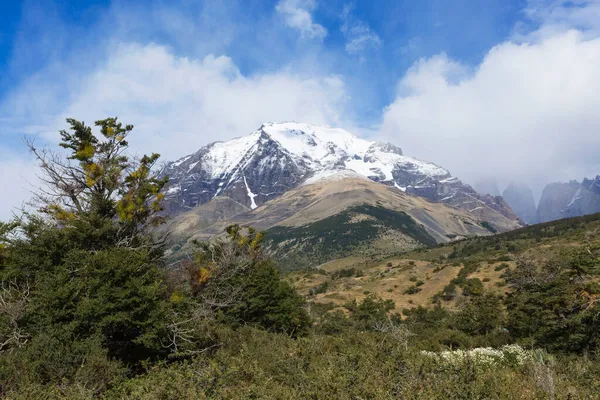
[[0, 117, 599, 398], [264, 205, 437, 271]]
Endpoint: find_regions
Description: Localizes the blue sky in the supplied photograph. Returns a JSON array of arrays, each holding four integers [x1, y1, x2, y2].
[[1, 0, 600, 217], [0, 0, 526, 132]]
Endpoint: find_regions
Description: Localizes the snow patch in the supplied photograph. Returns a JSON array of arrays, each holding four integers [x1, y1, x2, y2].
[[566, 188, 582, 208], [202, 132, 262, 179], [441, 193, 456, 201], [394, 182, 406, 192], [303, 169, 369, 185], [243, 175, 258, 209], [173, 155, 192, 167], [187, 161, 199, 172], [166, 186, 180, 195]]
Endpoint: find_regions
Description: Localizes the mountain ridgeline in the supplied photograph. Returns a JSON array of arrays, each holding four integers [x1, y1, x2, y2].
[[495, 177, 600, 225], [158, 123, 522, 268], [160, 122, 519, 221]]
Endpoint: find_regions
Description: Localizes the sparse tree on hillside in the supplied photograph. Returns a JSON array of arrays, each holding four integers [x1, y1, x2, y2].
[[170, 225, 310, 350], [27, 117, 168, 245]]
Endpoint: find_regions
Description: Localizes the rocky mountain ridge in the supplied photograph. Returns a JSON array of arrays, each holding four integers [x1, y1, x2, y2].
[[160, 122, 520, 223], [535, 176, 600, 223], [559, 176, 600, 220]]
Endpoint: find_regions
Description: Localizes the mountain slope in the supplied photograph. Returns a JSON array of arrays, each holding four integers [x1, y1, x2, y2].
[[289, 211, 600, 313], [160, 196, 250, 243], [160, 122, 519, 222], [166, 173, 522, 268]]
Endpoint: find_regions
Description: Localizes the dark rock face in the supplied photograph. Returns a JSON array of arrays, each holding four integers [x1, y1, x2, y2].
[[561, 176, 600, 219], [159, 123, 521, 224], [159, 132, 308, 214], [535, 177, 600, 223], [537, 181, 582, 223], [502, 182, 538, 225], [583, 176, 600, 196]]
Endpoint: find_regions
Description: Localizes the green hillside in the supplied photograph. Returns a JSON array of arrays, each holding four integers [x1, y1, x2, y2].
[[265, 204, 437, 271]]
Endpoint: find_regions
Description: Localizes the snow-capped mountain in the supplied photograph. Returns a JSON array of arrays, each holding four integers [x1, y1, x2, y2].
[[562, 176, 600, 219], [159, 122, 518, 221]]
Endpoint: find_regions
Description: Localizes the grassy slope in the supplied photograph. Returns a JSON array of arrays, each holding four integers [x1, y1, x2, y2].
[[288, 212, 600, 312], [264, 204, 437, 271]]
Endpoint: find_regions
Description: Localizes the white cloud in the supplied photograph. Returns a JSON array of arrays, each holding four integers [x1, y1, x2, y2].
[[0, 150, 38, 221], [524, 0, 600, 32], [2, 42, 350, 157], [341, 3, 382, 56], [54, 43, 348, 159], [380, 28, 600, 195], [0, 42, 351, 217], [275, 0, 327, 40]]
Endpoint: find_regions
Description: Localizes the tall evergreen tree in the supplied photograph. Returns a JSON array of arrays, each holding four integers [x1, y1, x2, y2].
[[1, 118, 170, 364]]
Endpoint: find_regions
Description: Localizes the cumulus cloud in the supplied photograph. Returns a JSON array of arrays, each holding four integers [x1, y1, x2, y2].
[[340, 3, 382, 56], [380, 5, 600, 196], [276, 0, 327, 40], [0, 41, 351, 217], [2, 42, 350, 158]]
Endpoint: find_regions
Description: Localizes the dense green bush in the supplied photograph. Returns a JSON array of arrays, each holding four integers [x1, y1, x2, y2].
[[505, 249, 600, 353], [453, 293, 505, 335], [102, 328, 600, 400]]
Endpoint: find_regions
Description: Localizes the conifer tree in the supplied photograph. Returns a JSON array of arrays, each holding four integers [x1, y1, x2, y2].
[[1, 118, 171, 365], [27, 117, 168, 246]]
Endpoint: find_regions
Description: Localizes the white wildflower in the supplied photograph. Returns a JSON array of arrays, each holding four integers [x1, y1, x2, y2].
[[421, 345, 534, 368]]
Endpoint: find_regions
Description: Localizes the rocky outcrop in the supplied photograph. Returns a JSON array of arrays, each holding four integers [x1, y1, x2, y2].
[[536, 177, 600, 223], [537, 181, 581, 223], [159, 130, 308, 213], [561, 176, 600, 218], [502, 182, 538, 225]]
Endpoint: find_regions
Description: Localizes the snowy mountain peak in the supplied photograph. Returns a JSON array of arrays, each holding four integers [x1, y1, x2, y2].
[[160, 122, 520, 225], [256, 122, 449, 181], [259, 122, 372, 164]]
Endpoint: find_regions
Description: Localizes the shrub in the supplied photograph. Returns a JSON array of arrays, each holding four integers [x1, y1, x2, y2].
[[462, 278, 484, 296], [331, 268, 357, 279], [404, 285, 422, 295], [189, 226, 311, 337], [494, 263, 510, 271], [309, 281, 329, 296]]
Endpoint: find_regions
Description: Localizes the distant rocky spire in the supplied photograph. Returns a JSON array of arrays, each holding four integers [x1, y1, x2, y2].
[[473, 177, 500, 197], [502, 182, 538, 225]]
